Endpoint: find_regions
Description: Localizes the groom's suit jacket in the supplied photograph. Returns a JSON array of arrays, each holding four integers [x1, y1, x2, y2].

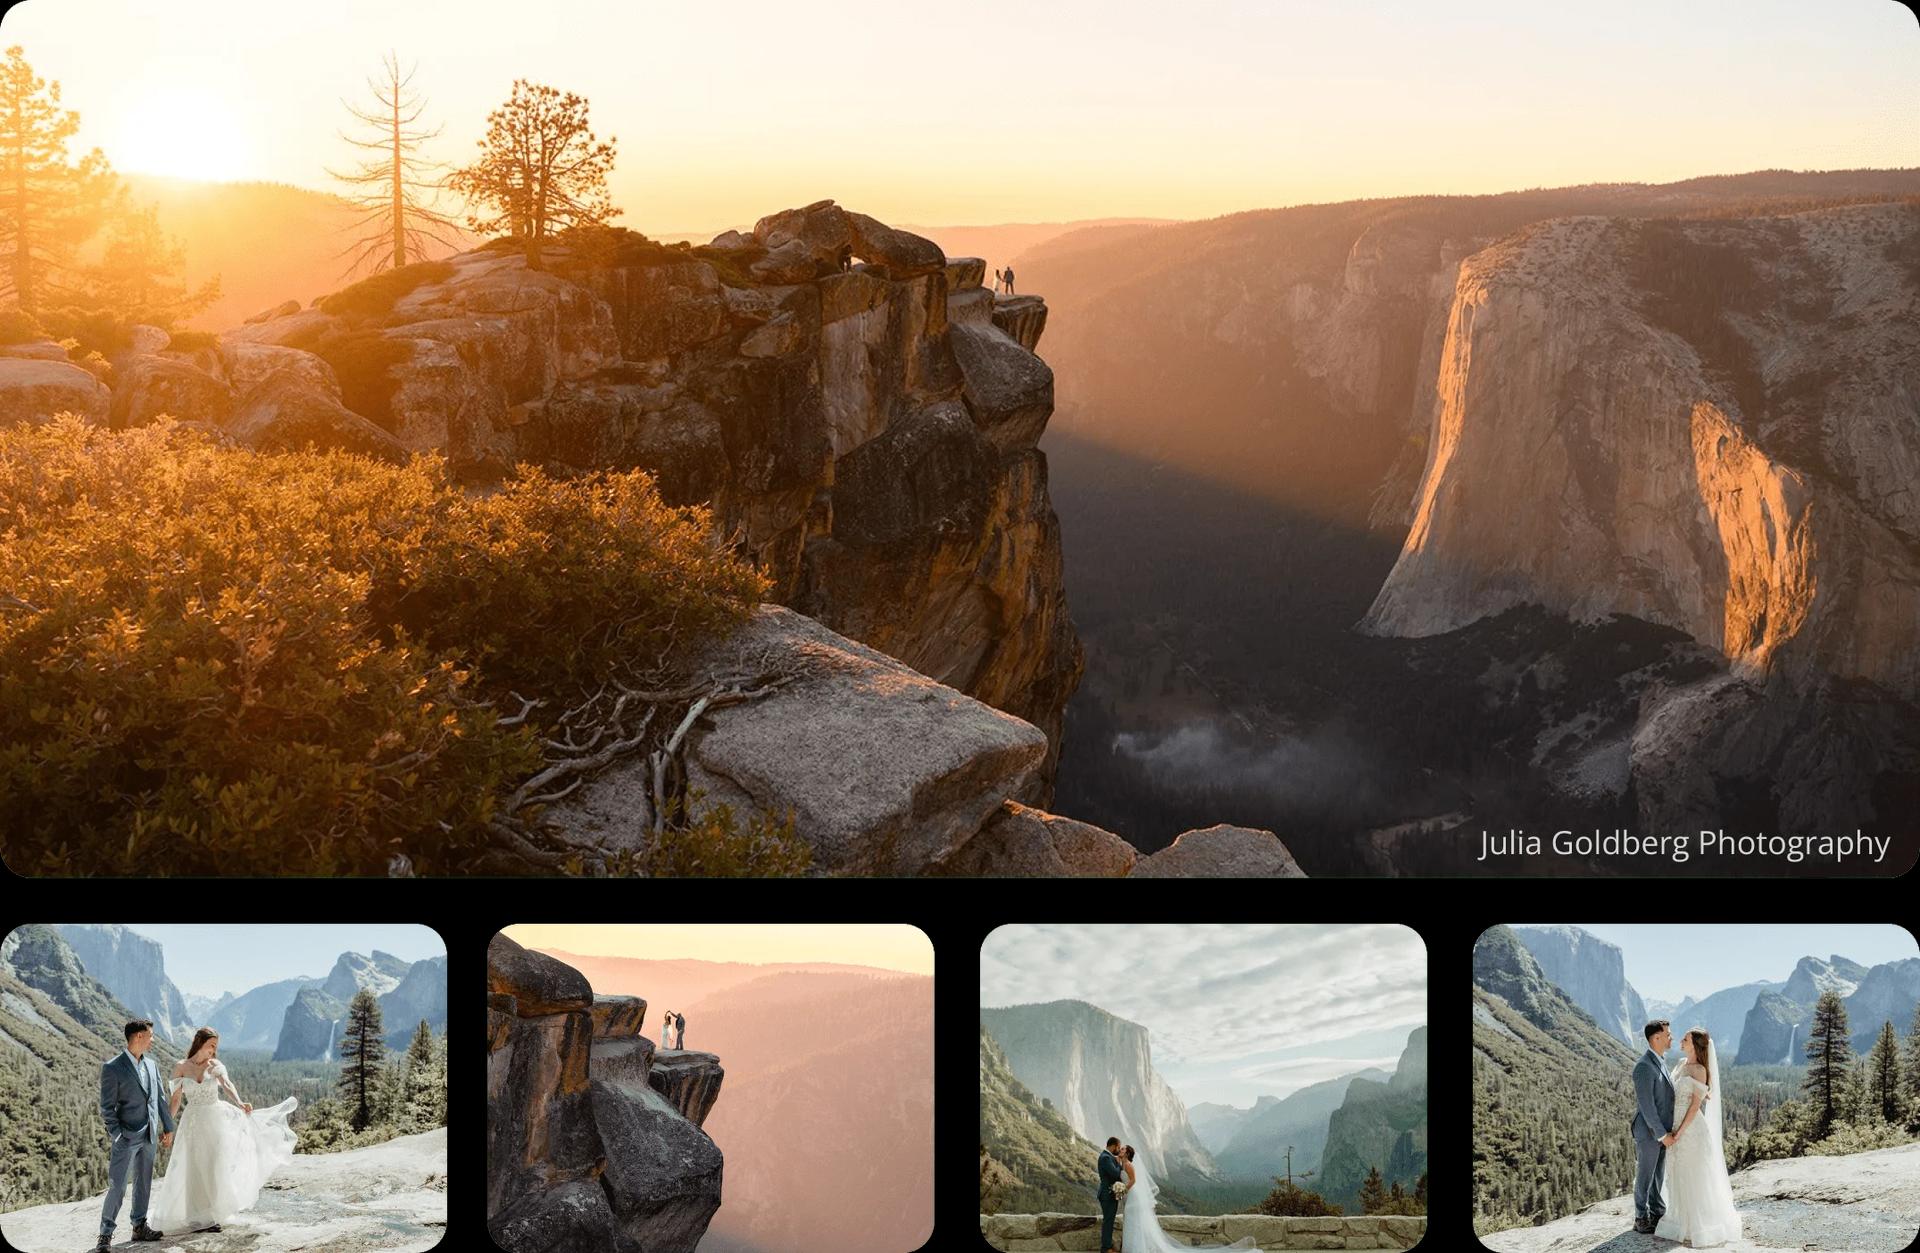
[[100, 1051, 175, 1145], [1629, 1048, 1676, 1144], [1096, 1149, 1124, 1207]]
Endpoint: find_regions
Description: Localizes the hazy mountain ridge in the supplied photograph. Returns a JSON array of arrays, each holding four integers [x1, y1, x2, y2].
[[1212, 1068, 1390, 1183], [51, 925, 192, 1045], [273, 952, 448, 1061], [1317, 1028, 1427, 1210]]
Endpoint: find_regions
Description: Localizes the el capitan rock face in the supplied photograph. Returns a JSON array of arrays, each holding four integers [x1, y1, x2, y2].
[[1362, 205, 1920, 836], [487, 935, 723, 1253]]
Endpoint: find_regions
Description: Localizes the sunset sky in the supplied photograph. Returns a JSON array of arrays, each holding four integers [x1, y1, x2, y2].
[[7, 0, 1915, 234], [504, 923, 934, 976], [981, 923, 1426, 1107]]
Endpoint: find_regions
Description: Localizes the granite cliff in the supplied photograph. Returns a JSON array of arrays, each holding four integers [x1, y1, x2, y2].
[[0, 202, 1082, 796], [487, 934, 724, 1253]]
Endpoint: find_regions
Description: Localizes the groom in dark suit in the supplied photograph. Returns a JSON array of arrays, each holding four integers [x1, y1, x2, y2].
[[98, 1020, 175, 1251], [1097, 1137, 1125, 1253], [1629, 1019, 1678, 1235]]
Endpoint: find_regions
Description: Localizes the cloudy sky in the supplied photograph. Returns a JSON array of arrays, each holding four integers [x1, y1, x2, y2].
[[981, 924, 1426, 1108]]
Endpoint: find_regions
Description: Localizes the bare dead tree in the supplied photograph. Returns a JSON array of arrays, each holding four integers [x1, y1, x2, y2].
[[328, 52, 463, 278]]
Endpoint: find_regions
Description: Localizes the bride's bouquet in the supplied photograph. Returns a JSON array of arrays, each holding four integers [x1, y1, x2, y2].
[[1112, 1181, 1128, 1199]]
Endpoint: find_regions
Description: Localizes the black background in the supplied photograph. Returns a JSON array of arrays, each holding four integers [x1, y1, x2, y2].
[[3, 863, 1914, 1253]]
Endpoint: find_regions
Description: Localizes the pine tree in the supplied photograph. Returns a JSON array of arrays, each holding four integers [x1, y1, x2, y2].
[[336, 987, 386, 1132], [84, 202, 217, 324], [329, 53, 464, 277], [1357, 1164, 1388, 1215], [1414, 1172, 1428, 1207], [1904, 1005, 1920, 1133], [0, 46, 119, 309], [396, 1019, 444, 1132], [1802, 989, 1850, 1138], [1867, 1020, 1903, 1126], [446, 79, 617, 269]]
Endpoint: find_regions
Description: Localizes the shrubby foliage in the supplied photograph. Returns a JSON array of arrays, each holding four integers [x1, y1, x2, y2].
[[295, 1019, 447, 1154], [0, 420, 767, 874]]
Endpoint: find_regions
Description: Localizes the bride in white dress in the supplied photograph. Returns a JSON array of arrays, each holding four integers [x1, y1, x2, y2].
[[1117, 1144, 1256, 1252], [1656, 1027, 1742, 1248], [149, 1028, 299, 1233]]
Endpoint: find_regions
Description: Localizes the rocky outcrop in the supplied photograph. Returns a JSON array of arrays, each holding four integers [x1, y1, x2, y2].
[[542, 604, 1308, 877], [1478, 1140, 1920, 1253], [0, 1127, 448, 1253], [646, 1051, 724, 1127], [0, 357, 111, 426], [487, 935, 722, 1253], [1129, 825, 1307, 877], [979, 1213, 1427, 1251], [929, 800, 1138, 876]]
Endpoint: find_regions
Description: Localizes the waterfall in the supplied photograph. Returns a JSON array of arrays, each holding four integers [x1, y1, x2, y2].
[[323, 1018, 339, 1063], [1782, 1022, 1797, 1065]]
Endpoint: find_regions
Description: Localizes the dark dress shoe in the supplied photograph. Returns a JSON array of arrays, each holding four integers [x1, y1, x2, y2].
[[204, 1226, 221, 1233], [132, 1226, 163, 1242]]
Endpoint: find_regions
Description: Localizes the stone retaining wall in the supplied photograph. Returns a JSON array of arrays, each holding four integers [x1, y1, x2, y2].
[[979, 1212, 1426, 1251]]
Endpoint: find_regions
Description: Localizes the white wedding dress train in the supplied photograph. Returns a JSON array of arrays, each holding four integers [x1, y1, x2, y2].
[[1655, 1045, 1742, 1248], [148, 1058, 298, 1231], [1120, 1155, 1255, 1252]]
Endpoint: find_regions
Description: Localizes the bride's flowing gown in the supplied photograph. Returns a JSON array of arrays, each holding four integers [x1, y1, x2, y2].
[[149, 1058, 299, 1231], [1655, 1044, 1742, 1248], [1120, 1154, 1255, 1252]]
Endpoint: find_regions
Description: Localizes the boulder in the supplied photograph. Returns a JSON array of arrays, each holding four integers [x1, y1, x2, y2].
[[1129, 825, 1308, 877], [679, 606, 1049, 873], [246, 298, 304, 324], [219, 340, 340, 401], [646, 1050, 725, 1127], [950, 321, 1055, 452], [590, 995, 648, 1039], [992, 293, 1049, 352], [591, 1082, 724, 1253], [0, 339, 72, 361], [931, 800, 1137, 876], [126, 323, 171, 355], [706, 229, 757, 254], [488, 933, 592, 1015], [109, 355, 232, 428], [946, 256, 987, 291], [751, 237, 821, 285], [546, 606, 1048, 873], [223, 306, 343, 349], [223, 368, 407, 461], [753, 199, 855, 270], [490, 1178, 617, 1253], [0, 357, 112, 426], [587, 1036, 655, 1090], [847, 211, 945, 279]]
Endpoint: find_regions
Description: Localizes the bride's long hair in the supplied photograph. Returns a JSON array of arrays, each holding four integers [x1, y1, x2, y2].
[[187, 1027, 220, 1061], [1685, 1028, 1711, 1087]]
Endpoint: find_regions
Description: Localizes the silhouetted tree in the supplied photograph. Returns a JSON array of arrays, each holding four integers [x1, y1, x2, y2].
[[329, 53, 463, 277], [1802, 989, 1850, 1138], [447, 79, 617, 269], [1905, 1005, 1920, 1133], [0, 46, 118, 309], [336, 987, 386, 1132], [85, 202, 217, 324]]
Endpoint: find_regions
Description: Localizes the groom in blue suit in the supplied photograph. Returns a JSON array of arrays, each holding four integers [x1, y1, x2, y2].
[[97, 1020, 174, 1251], [1096, 1137, 1125, 1253], [1629, 1019, 1678, 1236]]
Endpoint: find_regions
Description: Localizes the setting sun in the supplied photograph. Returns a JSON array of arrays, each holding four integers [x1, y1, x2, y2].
[[97, 83, 255, 182]]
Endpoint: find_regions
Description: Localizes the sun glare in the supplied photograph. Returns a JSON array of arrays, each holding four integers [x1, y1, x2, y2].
[[100, 86, 256, 183]]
